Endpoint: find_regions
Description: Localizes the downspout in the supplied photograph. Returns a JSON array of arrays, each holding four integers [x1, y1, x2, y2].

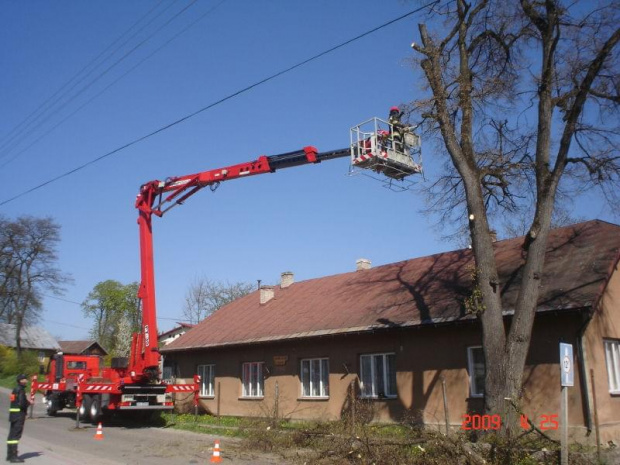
[[576, 309, 593, 435]]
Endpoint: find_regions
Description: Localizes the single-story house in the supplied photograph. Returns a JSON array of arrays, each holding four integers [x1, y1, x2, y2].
[[161, 220, 620, 444], [0, 323, 61, 371], [58, 340, 108, 356]]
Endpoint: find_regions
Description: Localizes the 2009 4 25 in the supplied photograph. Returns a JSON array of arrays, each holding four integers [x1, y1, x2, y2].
[[461, 413, 559, 430], [460, 414, 501, 430]]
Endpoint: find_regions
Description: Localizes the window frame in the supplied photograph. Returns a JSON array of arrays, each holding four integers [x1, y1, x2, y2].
[[604, 339, 620, 395], [241, 361, 264, 398], [359, 352, 397, 399], [467, 346, 485, 398], [300, 357, 330, 399], [197, 364, 215, 398]]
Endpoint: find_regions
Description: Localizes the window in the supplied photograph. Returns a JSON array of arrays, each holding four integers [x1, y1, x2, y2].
[[301, 358, 329, 398], [242, 362, 264, 398], [467, 346, 485, 397], [360, 353, 396, 398], [197, 364, 215, 397], [66, 361, 87, 370], [604, 339, 620, 394]]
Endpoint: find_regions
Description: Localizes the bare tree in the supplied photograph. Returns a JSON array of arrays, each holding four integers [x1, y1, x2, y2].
[[410, 0, 619, 432], [183, 277, 254, 324], [0, 215, 71, 355]]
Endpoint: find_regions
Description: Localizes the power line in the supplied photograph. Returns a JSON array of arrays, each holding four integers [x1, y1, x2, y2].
[[0, 0, 170, 158], [42, 318, 90, 331], [0, 1, 438, 208], [0, 0, 198, 164], [0, 0, 229, 170], [42, 294, 82, 306]]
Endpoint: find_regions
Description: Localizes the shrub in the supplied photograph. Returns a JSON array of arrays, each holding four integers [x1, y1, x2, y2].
[[0, 345, 40, 378]]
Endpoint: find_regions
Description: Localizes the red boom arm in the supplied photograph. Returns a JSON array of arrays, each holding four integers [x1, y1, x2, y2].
[[133, 146, 349, 381]]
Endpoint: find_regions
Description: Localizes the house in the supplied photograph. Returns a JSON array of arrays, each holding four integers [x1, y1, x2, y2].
[[159, 323, 195, 381], [161, 220, 620, 444], [159, 323, 195, 346], [0, 323, 61, 372], [58, 340, 108, 356]]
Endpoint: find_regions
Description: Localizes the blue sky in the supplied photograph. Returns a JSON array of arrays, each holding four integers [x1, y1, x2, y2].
[[0, 0, 614, 341]]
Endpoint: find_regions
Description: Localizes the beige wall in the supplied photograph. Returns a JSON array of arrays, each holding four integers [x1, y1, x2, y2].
[[585, 258, 620, 444], [164, 308, 620, 444]]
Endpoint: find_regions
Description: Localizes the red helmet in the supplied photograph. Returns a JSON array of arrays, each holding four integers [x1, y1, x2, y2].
[[390, 106, 400, 113]]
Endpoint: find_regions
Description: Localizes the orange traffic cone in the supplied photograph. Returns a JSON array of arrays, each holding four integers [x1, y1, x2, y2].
[[210, 439, 222, 463], [94, 422, 104, 440]]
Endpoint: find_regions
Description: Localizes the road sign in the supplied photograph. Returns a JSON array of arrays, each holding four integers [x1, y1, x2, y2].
[[560, 343, 574, 387]]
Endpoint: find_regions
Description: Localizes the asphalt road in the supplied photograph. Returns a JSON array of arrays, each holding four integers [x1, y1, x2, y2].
[[0, 386, 289, 464]]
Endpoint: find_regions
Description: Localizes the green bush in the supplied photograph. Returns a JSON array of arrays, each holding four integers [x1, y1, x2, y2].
[[0, 345, 40, 378]]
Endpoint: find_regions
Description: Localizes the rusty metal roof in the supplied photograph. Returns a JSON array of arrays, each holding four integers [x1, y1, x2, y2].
[[162, 220, 620, 352]]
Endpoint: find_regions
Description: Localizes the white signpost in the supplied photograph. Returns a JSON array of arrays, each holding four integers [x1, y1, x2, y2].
[[560, 343, 574, 465]]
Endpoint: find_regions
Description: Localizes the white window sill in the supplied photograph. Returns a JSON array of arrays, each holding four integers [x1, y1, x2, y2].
[[298, 396, 329, 401], [199, 395, 215, 399], [239, 396, 264, 400]]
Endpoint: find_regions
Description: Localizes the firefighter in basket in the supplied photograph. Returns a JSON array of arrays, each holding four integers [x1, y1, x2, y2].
[[388, 106, 406, 152]]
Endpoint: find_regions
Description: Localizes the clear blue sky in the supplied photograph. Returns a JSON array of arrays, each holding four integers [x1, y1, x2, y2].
[[0, 1, 614, 341]]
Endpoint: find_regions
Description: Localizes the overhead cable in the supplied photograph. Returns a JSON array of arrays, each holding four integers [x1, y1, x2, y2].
[[0, 0, 439, 207]]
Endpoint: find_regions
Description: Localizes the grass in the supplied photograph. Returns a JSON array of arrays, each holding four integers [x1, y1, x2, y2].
[[0, 374, 16, 389]]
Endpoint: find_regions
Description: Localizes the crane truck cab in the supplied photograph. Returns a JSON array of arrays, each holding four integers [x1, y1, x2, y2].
[[350, 117, 422, 181], [38, 352, 102, 416]]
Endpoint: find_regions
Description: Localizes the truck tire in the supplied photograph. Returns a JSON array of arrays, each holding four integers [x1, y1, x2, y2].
[[89, 395, 102, 424], [79, 395, 92, 422], [46, 394, 59, 416]]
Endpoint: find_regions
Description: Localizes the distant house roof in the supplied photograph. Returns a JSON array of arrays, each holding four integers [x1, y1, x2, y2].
[[158, 323, 195, 341], [58, 340, 108, 355], [162, 220, 620, 352], [0, 323, 60, 351]]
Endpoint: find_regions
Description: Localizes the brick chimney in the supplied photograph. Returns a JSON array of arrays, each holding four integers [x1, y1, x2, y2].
[[260, 285, 275, 305], [281, 271, 294, 289], [356, 258, 371, 271]]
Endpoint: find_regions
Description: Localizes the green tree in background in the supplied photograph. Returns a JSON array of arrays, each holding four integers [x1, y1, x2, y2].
[[81, 280, 140, 356]]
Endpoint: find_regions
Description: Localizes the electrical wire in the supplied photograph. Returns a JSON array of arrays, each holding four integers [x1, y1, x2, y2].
[[0, 0, 229, 170], [42, 293, 190, 323], [0, 0, 199, 164], [42, 318, 90, 331], [0, 0, 172, 159], [0, 1, 439, 208]]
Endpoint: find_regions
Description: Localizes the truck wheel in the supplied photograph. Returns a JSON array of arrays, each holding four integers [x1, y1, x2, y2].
[[89, 396, 102, 424], [79, 395, 92, 422], [46, 394, 58, 416]]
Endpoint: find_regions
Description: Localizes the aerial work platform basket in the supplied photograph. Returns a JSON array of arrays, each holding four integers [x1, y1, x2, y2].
[[350, 117, 422, 181]]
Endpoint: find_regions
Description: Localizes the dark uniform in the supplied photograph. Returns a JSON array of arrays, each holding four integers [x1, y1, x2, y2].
[[388, 106, 405, 152], [6, 374, 29, 463]]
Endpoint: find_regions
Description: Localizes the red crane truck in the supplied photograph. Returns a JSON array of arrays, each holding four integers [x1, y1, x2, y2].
[[31, 118, 421, 423]]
